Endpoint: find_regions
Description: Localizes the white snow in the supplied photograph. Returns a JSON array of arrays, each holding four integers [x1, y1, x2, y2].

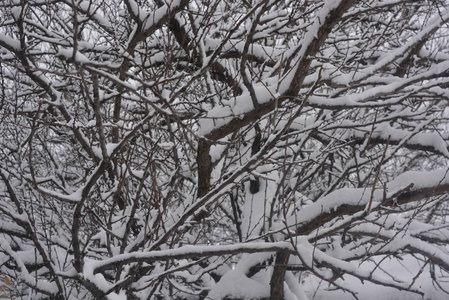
[[90, 242, 292, 274], [58, 48, 91, 64], [142, 0, 183, 31], [208, 268, 270, 300], [304, 255, 449, 300], [0, 33, 20, 50], [288, 168, 449, 229], [389, 168, 449, 191]]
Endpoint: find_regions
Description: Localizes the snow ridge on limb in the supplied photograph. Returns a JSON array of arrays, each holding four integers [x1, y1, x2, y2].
[[91, 242, 293, 274], [124, 0, 189, 50], [198, 0, 357, 140], [290, 168, 449, 236]]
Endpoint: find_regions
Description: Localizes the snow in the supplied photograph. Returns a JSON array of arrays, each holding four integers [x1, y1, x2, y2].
[[197, 106, 234, 136], [209, 140, 228, 162], [389, 169, 449, 191], [0, 33, 21, 50], [58, 48, 91, 64], [197, 83, 279, 136], [208, 268, 270, 300], [197, 1, 350, 137], [208, 253, 274, 299], [11, 6, 21, 21], [107, 291, 127, 300], [335, 8, 449, 86], [83, 259, 112, 293], [241, 170, 278, 239], [89, 242, 292, 274], [304, 255, 449, 300], [0, 240, 59, 295], [0, 220, 26, 236], [288, 168, 449, 229], [78, 0, 111, 28], [106, 143, 119, 156], [2, 1, 449, 299], [142, 0, 183, 31], [309, 60, 449, 109], [277, 0, 344, 94], [286, 272, 309, 300], [289, 187, 373, 226], [125, 0, 147, 20], [297, 240, 428, 295], [204, 38, 282, 62], [37, 186, 83, 203], [368, 122, 449, 157]]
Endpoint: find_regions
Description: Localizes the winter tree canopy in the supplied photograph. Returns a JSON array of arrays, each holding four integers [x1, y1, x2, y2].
[[1, 0, 449, 299]]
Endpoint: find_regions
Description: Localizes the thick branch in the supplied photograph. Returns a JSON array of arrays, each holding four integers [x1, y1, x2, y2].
[[296, 183, 449, 236], [204, 0, 356, 141]]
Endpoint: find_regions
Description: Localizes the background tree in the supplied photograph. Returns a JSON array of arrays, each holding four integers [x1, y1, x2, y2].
[[1, 0, 449, 299]]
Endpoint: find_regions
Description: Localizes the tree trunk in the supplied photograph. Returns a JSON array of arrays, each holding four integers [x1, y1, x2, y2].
[[270, 252, 289, 300]]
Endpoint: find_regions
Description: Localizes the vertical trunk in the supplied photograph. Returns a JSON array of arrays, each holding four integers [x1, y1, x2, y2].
[[270, 252, 289, 300], [250, 123, 261, 194], [194, 138, 212, 221], [197, 138, 212, 197]]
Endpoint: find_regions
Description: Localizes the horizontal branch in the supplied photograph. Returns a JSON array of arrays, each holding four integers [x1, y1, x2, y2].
[[92, 242, 294, 274], [294, 178, 449, 236]]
